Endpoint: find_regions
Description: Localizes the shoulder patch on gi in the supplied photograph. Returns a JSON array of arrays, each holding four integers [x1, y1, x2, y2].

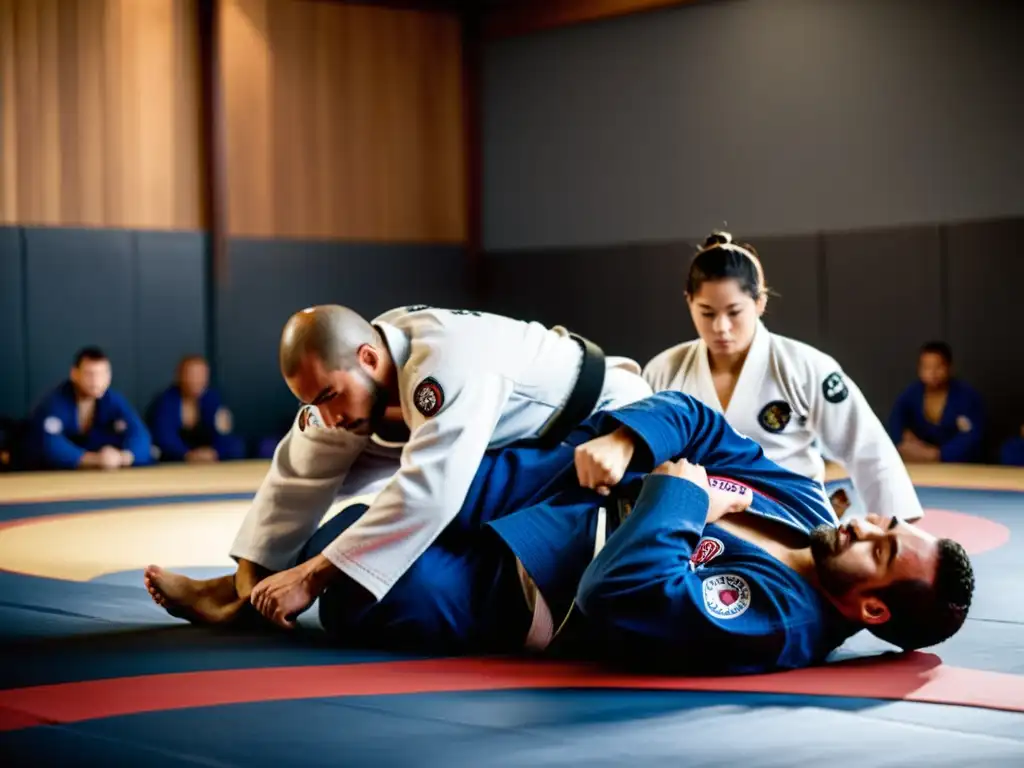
[[297, 405, 323, 432], [690, 536, 725, 569], [822, 371, 849, 404], [758, 400, 792, 433], [414, 377, 444, 417], [702, 573, 751, 620], [113, 419, 127, 433], [956, 415, 972, 433], [43, 416, 63, 435], [215, 407, 233, 434]]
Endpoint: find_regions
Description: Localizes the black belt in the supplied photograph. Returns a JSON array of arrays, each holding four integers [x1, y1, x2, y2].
[[533, 333, 606, 448]]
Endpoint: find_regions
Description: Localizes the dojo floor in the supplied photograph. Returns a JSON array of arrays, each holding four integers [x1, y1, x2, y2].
[[1, 461, 1022, 766]]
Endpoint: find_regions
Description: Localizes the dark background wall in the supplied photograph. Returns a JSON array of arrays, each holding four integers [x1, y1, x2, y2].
[[479, 0, 1024, 456], [2, 0, 1022, 458]]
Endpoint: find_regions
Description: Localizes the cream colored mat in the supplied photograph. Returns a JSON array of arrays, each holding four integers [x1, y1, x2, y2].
[[0, 493, 377, 583]]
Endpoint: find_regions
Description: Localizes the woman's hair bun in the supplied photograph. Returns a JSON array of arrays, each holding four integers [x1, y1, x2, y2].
[[702, 230, 733, 249]]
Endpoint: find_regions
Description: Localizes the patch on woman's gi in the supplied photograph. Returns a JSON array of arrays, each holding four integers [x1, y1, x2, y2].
[[822, 371, 849, 403], [702, 573, 751, 620], [758, 400, 792, 433], [297, 405, 323, 432], [956, 415, 972, 433], [414, 377, 444, 417]]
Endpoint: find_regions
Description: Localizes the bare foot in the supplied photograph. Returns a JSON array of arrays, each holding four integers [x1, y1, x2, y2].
[[144, 565, 246, 625]]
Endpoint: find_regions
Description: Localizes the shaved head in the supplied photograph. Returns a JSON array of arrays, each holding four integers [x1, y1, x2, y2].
[[279, 305, 379, 378]]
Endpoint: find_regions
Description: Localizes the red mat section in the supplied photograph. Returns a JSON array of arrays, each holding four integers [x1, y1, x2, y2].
[[1, 652, 1022, 733]]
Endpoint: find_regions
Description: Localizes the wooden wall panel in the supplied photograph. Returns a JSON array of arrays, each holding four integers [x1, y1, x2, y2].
[[483, 0, 699, 40], [0, 0, 203, 230], [221, 0, 466, 243]]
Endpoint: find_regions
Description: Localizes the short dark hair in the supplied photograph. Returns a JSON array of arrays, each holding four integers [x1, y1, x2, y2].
[[686, 230, 769, 301], [868, 538, 974, 651], [919, 341, 952, 365], [73, 347, 108, 367]]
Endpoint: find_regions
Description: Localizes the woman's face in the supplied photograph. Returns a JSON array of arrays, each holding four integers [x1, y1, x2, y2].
[[687, 278, 765, 356]]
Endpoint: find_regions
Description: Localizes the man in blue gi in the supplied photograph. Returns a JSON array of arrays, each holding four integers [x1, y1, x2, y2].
[[889, 341, 986, 464], [285, 391, 975, 676], [147, 355, 247, 463], [27, 347, 153, 470]]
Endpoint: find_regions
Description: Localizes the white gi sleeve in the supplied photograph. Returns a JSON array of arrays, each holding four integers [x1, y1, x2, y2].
[[229, 414, 371, 571], [810, 364, 925, 521], [321, 369, 515, 601]]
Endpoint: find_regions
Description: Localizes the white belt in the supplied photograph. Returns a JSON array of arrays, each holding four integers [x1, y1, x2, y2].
[[521, 506, 608, 651]]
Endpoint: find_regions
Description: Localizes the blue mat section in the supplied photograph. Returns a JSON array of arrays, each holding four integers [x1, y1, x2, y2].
[[1, 485, 1022, 767], [2, 691, 1023, 767]]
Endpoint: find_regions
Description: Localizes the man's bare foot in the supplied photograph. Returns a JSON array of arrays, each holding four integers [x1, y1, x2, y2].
[[144, 565, 246, 625]]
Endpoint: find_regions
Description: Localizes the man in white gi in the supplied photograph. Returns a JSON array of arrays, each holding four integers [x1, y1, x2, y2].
[[145, 303, 652, 628]]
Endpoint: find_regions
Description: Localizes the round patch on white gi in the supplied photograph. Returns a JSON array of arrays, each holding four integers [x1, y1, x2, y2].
[[956, 415, 972, 433], [113, 419, 127, 433], [414, 377, 444, 418], [822, 371, 849, 404], [702, 573, 751, 620], [297, 405, 323, 432], [215, 407, 233, 434], [43, 416, 63, 435]]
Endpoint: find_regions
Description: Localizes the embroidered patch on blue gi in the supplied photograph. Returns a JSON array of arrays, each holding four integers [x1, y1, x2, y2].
[[822, 371, 849, 404], [414, 377, 444, 417], [758, 400, 792, 433], [702, 573, 751, 620], [690, 537, 725, 570]]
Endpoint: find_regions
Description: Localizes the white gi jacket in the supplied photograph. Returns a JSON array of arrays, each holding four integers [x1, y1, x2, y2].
[[230, 305, 652, 600], [642, 320, 924, 522]]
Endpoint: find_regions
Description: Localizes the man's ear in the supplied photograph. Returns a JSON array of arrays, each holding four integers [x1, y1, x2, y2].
[[357, 343, 380, 371], [860, 596, 891, 626]]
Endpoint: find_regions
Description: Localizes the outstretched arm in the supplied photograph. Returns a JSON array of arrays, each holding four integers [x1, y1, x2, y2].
[[578, 391, 827, 512], [814, 370, 924, 521]]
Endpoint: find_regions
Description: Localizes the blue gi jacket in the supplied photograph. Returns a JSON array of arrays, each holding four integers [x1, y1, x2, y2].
[[887, 380, 985, 463], [311, 392, 859, 673], [147, 386, 245, 462], [28, 381, 153, 469]]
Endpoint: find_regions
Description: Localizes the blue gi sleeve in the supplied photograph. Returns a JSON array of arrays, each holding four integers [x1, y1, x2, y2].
[[148, 390, 192, 462], [34, 407, 87, 469], [109, 391, 153, 464], [887, 385, 918, 445], [592, 391, 763, 469], [938, 387, 985, 463], [575, 473, 788, 674]]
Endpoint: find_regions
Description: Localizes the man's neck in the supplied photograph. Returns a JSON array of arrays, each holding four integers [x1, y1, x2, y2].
[[714, 513, 817, 582]]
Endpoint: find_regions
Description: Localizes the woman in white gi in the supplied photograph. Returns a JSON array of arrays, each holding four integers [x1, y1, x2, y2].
[[643, 232, 924, 522]]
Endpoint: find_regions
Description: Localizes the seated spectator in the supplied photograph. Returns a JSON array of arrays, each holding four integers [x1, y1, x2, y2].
[[888, 341, 985, 464], [999, 424, 1024, 467], [147, 355, 246, 463], [28, 347, 153, 470]]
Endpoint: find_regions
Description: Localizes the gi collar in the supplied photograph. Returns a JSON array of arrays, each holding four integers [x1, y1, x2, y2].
[[374, 321, 410, 372]]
